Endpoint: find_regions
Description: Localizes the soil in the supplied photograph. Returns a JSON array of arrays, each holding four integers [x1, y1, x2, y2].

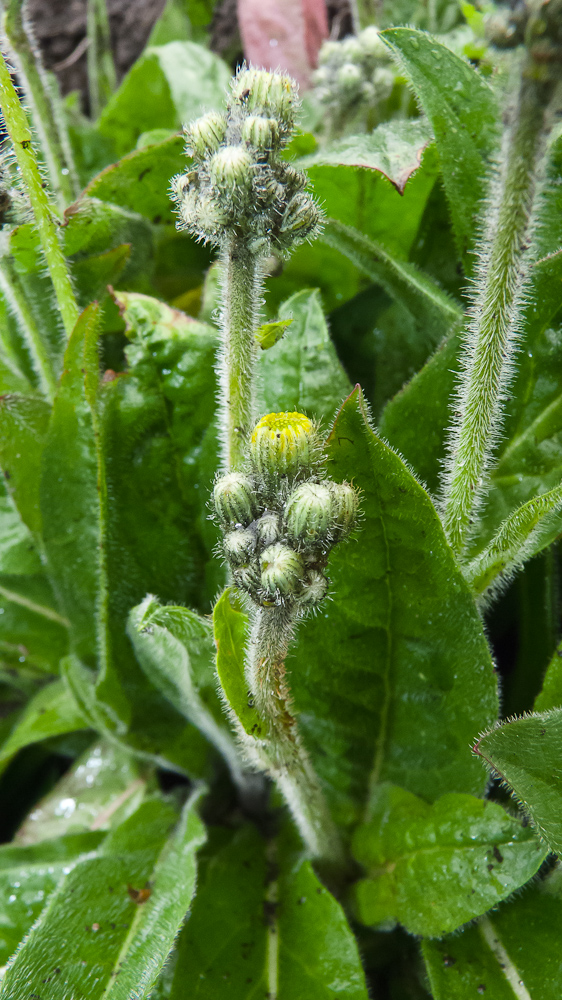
[[26, 0, 353, 113]]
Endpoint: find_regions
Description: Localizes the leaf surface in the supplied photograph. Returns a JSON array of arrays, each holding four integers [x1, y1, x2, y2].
[[0, 679, 87, 771], [171, 825, 369, 999], [352, 783, 547, 937], [213, 588, 265, 739], [290, 387, 498, 828], [475, 710, 562, 855]]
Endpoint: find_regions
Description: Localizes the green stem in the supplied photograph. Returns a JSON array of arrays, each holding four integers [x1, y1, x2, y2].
[[0, 51, 79, 338], [3, 0, 79, 206], [442, 68, 555, 555], [0, 257, 57, 400], [87, 0, 117, 119], [219, 238, 260, 471], [247, 606, 345, 865]]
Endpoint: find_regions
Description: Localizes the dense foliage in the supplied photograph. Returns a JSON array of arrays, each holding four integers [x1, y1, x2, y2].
[[0, 0, 561, 997]]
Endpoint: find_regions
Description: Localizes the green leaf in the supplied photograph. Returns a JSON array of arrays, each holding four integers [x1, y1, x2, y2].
[[0, 573, 69, 674], [465, 482, 562, 596], [212, 589, 265, 739], [475, 710, 562, 855], [255, 317, 293, 350], [40, 303, 103, 663], [0, 797, 197, 1000], [257, 289, 351, 425], [97, 42, 230, 158], [297, 118, 434, 193], [0, 679, 87, 771], [534, 639, 562, 712], [85, 136, 185, 225], [0, 831, 105, 966], [290, 387, 498, 828], [0, 484, 41, 575], [320, 218, 462, 339], [64, 197, 155, 297], [352, 783, 547, 937], [16, 739, 148, 844], [171, 824, 370, 999], [0, 393, 50, 535], [273, 145, 439, 314], [423, 867, 562, 999], [382, 27, 498, 260], [128, 596, 245, 784]]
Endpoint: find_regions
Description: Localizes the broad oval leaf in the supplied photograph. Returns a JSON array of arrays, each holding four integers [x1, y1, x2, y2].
[[352, 783, 547, 937], [289, 387, 498, 828]]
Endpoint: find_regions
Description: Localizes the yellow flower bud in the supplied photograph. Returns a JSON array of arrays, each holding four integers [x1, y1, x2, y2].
[[250, 412, 319, 484]]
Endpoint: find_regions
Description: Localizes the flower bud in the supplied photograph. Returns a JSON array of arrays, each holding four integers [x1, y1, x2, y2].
[[190, 193, 229, 236], [298, 569, 329, 605], [213, 472, 257, 527], [360, 26, 388, 59], [284, 482, 333, 550], [233, 564, 260, 595], [210, 146, 253, 194], [260, 543, 303, 598], [256, 511, 282, 548], [341, 37, 364, 62], [242, 116, 279, 152], [279, 192, 322, 241], [372, 67, 395, 99], [186, 111, 227, 158], [330, 481, 359, 539], [224, 527, 256, 567], [250, 412, 319, 484], [337, 62, 363, 91], [232, 68, 296, 128], [318, 40, 341, 65]]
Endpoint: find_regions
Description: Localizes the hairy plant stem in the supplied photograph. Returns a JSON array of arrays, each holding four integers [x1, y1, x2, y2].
[[87, 0, 117, 119], [247, 606, 345, 865], [3, 0, 79, 207], [219, 237, 260, 471], [443, 66, 555, 555], [0, 256, 56, 400], [0, 51, 79, 338]]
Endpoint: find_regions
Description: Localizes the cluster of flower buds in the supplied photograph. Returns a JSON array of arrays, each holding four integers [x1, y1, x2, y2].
[[312, 27, 398, 125], [212, 412, 359, 609], [171, 66, 322, 256]]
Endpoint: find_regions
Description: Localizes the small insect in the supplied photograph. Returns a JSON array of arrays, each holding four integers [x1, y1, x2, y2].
[[127, 883, 151, 904]]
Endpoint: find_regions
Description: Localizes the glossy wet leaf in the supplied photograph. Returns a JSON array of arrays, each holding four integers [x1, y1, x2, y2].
[[0, 679, 88, 772], [16, 739, 148, 845], [257, 288, 351, 425], [171, 824, 369, 999], [475, 710, 562, 855], [382, 27, 498, 260], [97, 41, 230, 158], [0, 573, 69, 674], [212, 589, 265, 739], [297, 118, 434, 192], [352, 783, 547, 937], [0, 393, 50, 535], [290, 387, 497, 828], [423, 867, 562, 999], [0, 831, 104, 966], [0, 484, 40, 575], [0, 797, 195, 1000]]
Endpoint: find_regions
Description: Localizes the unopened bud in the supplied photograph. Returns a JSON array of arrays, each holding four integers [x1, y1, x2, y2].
[[341, 37, 364, 62], [233, 564, 260, 594], [256, 511, 282, 548], [360, 26, 388, 59], [284, 482, 333, 550], [298, 569, 329, 605], [191, 193, 229, 235], [210, 146, 253, 193], [232, 68, 296, 128], [242, 116, 279, 152], [224, 528, 256, 567], [260, 543, 303, 598], [337, 62, 363, 91], [330, 481, 358, 539], [213, 472, 257, 527], [280, 192, 321, 240], [318, 40, 341, 65], [250, 412, 319, 483], [187, 111, 227, 158]]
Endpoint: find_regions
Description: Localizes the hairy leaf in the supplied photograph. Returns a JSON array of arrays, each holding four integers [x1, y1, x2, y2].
[[382, 27, 498, 260], [290, 387, 498, 828], [0, 393, 50, 536], [85, 136, 185, 226], [213, 588, 265, 739], [171, 824, 369, 999], [0, 679, 87, 772], [0, 573, 69, 674], [475, 710, 562, 855], [423, 867, 562, 999], [352, 783, 547, 937]]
